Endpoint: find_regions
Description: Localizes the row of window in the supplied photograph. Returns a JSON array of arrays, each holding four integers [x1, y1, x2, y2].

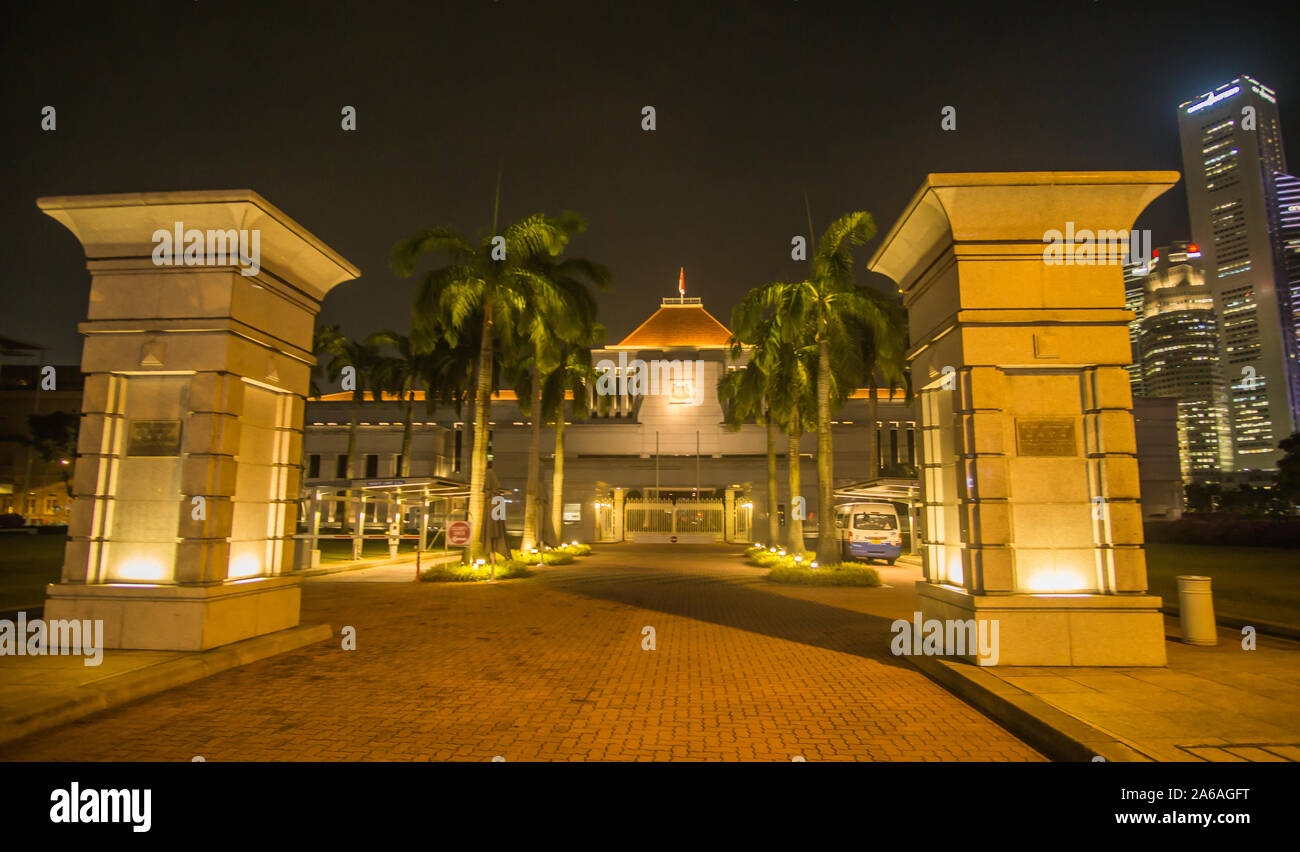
[[305, 429, 469, 479]]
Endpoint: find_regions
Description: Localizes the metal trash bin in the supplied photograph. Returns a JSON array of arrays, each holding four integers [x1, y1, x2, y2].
[[1177, 575, 1218, 646]]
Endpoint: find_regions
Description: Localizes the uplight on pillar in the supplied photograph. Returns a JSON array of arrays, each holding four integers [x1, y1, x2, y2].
[[39, 190, 359, 650], [868, 172, 1174, 666]]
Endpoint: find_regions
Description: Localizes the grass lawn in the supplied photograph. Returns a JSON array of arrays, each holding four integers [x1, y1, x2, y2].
[[1144, 543, 1300, 628], [0, 532, 65, 611]]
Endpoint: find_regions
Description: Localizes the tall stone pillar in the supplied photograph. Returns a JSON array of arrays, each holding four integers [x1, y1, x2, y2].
[[39, 190, 359, 650], [868, 172, 1176, 666]]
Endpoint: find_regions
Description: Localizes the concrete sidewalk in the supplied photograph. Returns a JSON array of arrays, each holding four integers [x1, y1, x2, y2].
[[843, 568, 1300, 762], [947, 619, 1300, 762]]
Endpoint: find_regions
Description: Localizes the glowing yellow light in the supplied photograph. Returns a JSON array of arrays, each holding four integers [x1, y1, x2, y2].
[[947, 552, 964, 586], [117, 557, 167, 582], [229, 555, 261, 579]]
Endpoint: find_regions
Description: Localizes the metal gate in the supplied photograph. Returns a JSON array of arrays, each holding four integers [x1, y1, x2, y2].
[[624, 499, 676, 534], [672, 499, 723, 535], [623, 498, 724, 540], [596, 501, 615, 541], [734, 501, 752, 542]]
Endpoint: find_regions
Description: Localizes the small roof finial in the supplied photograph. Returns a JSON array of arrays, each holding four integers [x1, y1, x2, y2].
[[679, 267, 685, 297]]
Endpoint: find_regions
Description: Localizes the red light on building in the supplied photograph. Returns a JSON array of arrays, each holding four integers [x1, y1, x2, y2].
[[1188, 243, 1199, 252]]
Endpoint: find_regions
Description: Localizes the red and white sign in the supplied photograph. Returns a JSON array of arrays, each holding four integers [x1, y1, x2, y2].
[[447, 521, 471, 547], [669, 535, 678, 544]]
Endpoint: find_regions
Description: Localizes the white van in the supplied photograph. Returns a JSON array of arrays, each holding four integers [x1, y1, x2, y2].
[[834, 502, 902, 565]]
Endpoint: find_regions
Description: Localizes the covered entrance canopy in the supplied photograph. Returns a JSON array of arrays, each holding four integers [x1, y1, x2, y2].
[[834, 477, 921, 555], [296, 475, 493, 566]]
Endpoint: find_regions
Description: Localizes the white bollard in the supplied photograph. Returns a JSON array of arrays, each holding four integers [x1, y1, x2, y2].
[[1177, 575, 1218, 646]]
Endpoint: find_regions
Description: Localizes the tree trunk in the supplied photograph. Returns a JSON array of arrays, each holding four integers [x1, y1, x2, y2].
[[551, 409, 565, 543], [765, 413, 779, 545], [787, 418, 804, 553], [816, 336, 837, 565], [522, 366, 542, 551], [467, 303, 494, 561], [868, 369, 880, 480], [400, 391, 414, 477]]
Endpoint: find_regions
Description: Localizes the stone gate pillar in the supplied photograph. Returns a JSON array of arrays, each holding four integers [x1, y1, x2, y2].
[[39, 190, 359, 650], [867, 172, 1176, 666]]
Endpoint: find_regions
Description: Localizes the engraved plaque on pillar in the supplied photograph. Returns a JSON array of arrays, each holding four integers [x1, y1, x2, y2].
[[1015, 418, 1076, 457], [127, 419, 182, 456]]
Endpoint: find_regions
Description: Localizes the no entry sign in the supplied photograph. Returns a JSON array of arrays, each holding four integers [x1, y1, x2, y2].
[[669, 535, 678, 543], [447, 521, 471, 546]]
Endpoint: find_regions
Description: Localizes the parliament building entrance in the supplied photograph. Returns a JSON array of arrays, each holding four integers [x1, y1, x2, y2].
[[595, 487, 752, 544]]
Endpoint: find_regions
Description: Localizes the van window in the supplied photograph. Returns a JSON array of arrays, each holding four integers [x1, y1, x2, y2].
[[853, 511, 897, 531]]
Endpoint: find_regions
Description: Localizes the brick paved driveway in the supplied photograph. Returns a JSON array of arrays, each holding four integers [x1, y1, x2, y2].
[[0, 544, 1042, 761]]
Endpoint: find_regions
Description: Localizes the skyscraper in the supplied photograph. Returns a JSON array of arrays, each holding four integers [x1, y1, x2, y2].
[[1138, 242, 1233, 480], [1123, 257, 1148, 397], [1271, 171, 1300, 421], [1178, 75, 1300, 475]]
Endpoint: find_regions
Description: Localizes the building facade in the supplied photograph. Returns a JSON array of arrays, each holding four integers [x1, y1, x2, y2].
[[1137, 242, 1233, 481], [1178, 75, 1300, 473], [302, 280, 1185, 544], [302, 289, 918, 544], [0, 360, 83, 524]]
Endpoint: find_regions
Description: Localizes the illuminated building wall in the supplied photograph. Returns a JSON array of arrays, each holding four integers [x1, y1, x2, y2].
[[1138, 242, 1233, 480], [1178, 75, 1298, 470]]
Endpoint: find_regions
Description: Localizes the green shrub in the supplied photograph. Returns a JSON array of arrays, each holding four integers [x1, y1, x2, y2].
[[509, 548, 575, 565], [765, 562, 882, 587], [421, 560, 534, 582], [556, 542, 592, 556], [745, 547, 814, 569]]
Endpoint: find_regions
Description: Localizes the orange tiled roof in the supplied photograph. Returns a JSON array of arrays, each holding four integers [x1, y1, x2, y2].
[[611, 302, 733, 349]]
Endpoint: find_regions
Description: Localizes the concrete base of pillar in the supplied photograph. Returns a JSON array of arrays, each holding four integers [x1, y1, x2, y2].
[[44, 576, 302, 651], [917, 581, 1167, 667]]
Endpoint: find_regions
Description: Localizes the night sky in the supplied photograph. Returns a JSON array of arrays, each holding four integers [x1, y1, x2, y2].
[[3, 0, 1296, 364]]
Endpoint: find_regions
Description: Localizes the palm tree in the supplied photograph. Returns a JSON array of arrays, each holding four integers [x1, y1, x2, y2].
[[857, 305, 910, 478], [515, 251, 610, 550], [543, 332, 608, 540], [320, 333, 382, 533], [718, 339, 779, 545], [793, 212, 898, 564], [367, 330, 419, 477], [311, 324, 346, 399], [410, 323, 479, 478], [732, 211, 901, 563], [776, 341, 818, 554], [367, 329, 464, 479], [392, 210, 585, 558], [731, 290, 817, 553]]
